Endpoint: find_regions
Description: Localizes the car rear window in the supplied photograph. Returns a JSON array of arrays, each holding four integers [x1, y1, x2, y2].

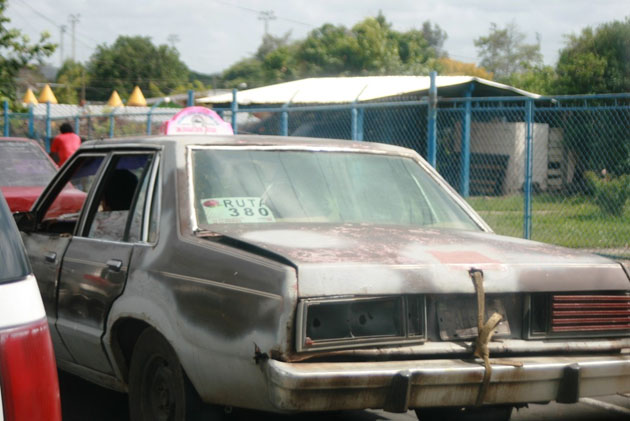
[[0, 193, 31, 283], [0, 141, 58, 187], [191, 148, 480, 230]]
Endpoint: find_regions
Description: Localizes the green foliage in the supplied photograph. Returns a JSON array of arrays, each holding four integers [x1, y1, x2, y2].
[[86, 36, 189, 101], [474, 22, 543, 82], [435, 58, 493, 79], [188, 70, 216, 88], [221, 58, 266, 89], [220, 14, 441, 87], [584, 171, 630, 216], [555, 18, 630, 94], [504, 65, 557, 94], [0, 0, 56, 103], [55, 60, 87, 104], [421, 21, 448, 57]]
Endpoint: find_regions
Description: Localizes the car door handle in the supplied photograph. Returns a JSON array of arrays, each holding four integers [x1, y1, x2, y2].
[[45, 252, 57, 263], [106, 259, 123, 272]]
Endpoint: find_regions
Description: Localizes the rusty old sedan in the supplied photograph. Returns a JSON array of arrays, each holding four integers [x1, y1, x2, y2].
[[14, 134, 630, 421]]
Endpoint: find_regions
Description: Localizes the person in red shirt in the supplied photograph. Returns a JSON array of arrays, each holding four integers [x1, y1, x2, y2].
[[50, 122, 81, 166]]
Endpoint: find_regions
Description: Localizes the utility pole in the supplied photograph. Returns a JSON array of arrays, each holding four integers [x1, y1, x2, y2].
[[59, 25, 67, 66], [258, 10, 276, 36], [81, 68, 86, 105], [167, 34, 180, 48], [69, 14, 81, 61]]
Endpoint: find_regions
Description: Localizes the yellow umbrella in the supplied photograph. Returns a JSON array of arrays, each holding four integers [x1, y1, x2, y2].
[[38, 84, 58, 104], [22, 88, 38, 105], [107, 90, 123, 107], [127, 86, 147, 106]]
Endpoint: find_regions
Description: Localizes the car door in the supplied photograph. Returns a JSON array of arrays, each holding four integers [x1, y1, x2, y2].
[[21, 154, 107, 363], [56, 152, 156, 373]]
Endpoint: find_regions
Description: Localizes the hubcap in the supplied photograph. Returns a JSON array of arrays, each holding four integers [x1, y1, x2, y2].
[[146, 358, 176, 420]]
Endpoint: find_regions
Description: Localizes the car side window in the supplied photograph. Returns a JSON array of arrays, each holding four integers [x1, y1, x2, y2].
[[128, 161, 160, 243], [85, 154, 153, 242], [40, 155, 106, 234]]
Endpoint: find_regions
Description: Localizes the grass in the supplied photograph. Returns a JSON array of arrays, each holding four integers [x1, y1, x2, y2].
[[466, 194, 630, 254]]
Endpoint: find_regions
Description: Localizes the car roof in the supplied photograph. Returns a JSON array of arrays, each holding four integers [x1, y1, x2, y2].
[[0, 136, 40, 144], [80, 134, 418, 157]]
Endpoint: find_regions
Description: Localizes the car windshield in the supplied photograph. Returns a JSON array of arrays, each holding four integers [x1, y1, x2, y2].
[[191, 148, 480, 230], [0, 141, 57, 187]]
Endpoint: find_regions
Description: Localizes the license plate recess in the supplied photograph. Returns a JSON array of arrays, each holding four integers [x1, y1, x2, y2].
[[436, 296, 511, 340]]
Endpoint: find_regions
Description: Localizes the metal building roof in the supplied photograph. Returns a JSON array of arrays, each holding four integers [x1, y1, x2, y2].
[[197, 76, 540, 106]]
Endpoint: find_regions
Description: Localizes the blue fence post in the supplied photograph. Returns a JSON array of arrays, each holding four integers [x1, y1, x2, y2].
[[187, 90, 194, 107], [523, 99, 535, 239], [351, 102, 358, 140], [281, 104, 289, 136], [45, 102, 51, 152], [3, 100, 9, 137], [231, 89, 238, 134], [146, 111, 152, 135], [109, 109, 115, 138], [357, 108, 364, 141], [427, 71, 437, 167], [28, 105, 34, 138], [460, 85, 474, 197], [74, 115, 80, 137]]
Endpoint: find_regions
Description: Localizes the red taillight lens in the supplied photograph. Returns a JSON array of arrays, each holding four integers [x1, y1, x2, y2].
[[0, 318, 61, 421]]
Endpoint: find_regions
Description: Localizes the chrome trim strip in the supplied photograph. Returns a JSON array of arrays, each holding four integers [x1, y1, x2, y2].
[[159, 271, 282, 301]]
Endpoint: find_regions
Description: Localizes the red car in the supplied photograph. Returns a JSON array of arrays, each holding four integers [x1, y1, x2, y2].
[[0, 137, 84, 215]]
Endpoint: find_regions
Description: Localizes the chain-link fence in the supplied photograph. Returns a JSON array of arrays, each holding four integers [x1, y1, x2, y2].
[[2, 94, 630, 256], [218, 94, 630, 257], [1, 103, 182, 149]]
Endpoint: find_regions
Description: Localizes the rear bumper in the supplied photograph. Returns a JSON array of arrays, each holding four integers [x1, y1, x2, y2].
[[264, 354, 630, 412]]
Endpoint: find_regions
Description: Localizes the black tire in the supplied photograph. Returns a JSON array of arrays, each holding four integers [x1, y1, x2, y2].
[[415, 405, 513, 421], [128, 328, 206, 421]]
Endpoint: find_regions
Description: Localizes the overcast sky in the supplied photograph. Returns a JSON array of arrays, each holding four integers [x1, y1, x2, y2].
[[6, 0, 630, 75]]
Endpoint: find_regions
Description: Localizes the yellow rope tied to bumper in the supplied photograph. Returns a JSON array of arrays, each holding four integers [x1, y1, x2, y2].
[[469, 268, 503, 406]]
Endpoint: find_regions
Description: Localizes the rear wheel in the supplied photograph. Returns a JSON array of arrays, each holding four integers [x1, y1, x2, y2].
[[415, 405, 513, 421], [128, 328, 206, 421]]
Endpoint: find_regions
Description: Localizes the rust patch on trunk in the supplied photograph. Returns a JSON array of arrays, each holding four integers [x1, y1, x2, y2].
[[430, 251, 500, 265]]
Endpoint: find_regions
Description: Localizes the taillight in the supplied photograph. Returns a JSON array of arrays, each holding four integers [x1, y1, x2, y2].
[[528, 292, 630, 338], [0, 318, 61, 421]]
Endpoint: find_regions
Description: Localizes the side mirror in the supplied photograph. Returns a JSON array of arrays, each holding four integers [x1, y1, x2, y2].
[[13, 211, 38, 233]]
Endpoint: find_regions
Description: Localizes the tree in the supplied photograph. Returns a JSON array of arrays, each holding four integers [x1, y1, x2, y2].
[[221, 58, 266, 88], [555, 18, 630, 94], [256, 32, 292, 61], [436, 57, 493, 79], [474, 22, 542, 82], [86, 36, 189, 101], [0, 0, 55, 103], [421, 21, 448, 57], [505, 65, 556, 94], [220, 13, 440, 87], [55, 60, 87, 104]]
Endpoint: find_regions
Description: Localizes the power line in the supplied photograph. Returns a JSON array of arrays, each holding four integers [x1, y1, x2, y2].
[[14, 0, 59, 28], [210, 0, 313, 28]]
